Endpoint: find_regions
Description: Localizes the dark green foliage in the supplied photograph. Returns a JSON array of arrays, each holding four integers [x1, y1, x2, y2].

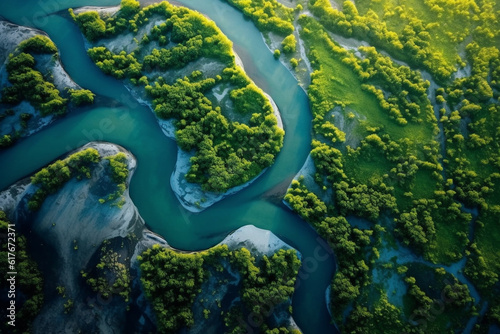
[[0, 212, 44, 333], [100, 152, 129, 207], [72, 1, 284, 193], [20, 113, 32, 129], [28, 148, 101, 210], [18, 35, 57, 55], [0, 134, 13, 148], [138, 243, 301, 334], [69, 9, 107, 42], [83, 241, 131, 302], [395, 192, 470, 262], [224, 247, 301, 333], [464, 243, 499, 291], [344, 297, 406, 334], [285, 179, 373, 314], [3, 52, 67, 116], [281, 34, 296, 54], [334, 179, 396, 221]]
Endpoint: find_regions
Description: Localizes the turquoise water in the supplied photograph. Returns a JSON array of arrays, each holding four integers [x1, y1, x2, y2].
[[0, 1, 337, 333]]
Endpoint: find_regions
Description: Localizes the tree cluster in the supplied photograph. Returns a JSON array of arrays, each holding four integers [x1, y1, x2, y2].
[[2, 52, 67, 116], [223, 0, 295, 35], [0, 211, 44, 334], [82, 239, 131, 302], [28, 148, 101, 210], [72, 1, 284, 193]]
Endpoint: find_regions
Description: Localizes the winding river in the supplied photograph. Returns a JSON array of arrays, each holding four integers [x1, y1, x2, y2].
[[0, 0, 337, 333]]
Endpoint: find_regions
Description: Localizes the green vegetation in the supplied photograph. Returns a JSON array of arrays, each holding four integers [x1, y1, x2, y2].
[[0, 211, 44, 333], [307, 0, 498, 81], [72, 0, 284, 193], [223, 0, 295, 35], [18, 35, 57, 54], [281, 34, 297, 54], [2, 35, 95, 115], [100, 152, 129, 206], [273, 48, 281, 59], [225, 247, 301, 333], [232, 0, 500, 331], [82, 239, 131, 302], [0, 35, 95, 148], [138, 243, 301, 333], [139, 245, 208, 332], [68, 88, 95, 106], [28, 148, 101, 210], [69, 10, 107, 42], [2, 52, 67, 116]]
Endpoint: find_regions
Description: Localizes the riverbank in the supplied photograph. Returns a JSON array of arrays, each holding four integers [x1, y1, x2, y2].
[[72, 4, 285, 212], [0, 20, 86, 145], [169, 51, 284, 212]]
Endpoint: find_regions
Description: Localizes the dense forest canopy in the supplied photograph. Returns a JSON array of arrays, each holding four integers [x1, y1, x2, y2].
[[0, 0, 498, 332]]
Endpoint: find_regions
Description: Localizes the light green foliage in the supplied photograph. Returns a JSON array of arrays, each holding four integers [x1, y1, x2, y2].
[[223, 0, 295, 35], [68, 89, 95, 106], [28, 148, 101, 210], [87, 47, 142, 79], [18, 35, 57, 54], [229, 82, 268, 114], [105, 152, 129, 184], [3, 52, 67, 116], [281, 1, 500, 331], [69, 9, 107, 42], [307, 0, 490, 80], [0, 212, 44, 334], [120, 0, 141, 18], [146, 72, 282, 192], [139, 243, 300, 333]]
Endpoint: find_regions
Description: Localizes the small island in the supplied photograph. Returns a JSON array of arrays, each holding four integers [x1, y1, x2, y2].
[[70, 0, 285, 211], [0, 142, 301, 333]]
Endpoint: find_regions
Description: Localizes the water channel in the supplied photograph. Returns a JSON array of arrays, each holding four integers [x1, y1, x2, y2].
[[0, 0, 338, 332]]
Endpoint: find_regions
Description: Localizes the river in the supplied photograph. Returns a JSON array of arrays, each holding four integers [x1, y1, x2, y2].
[[0, 0, 337, 333]]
